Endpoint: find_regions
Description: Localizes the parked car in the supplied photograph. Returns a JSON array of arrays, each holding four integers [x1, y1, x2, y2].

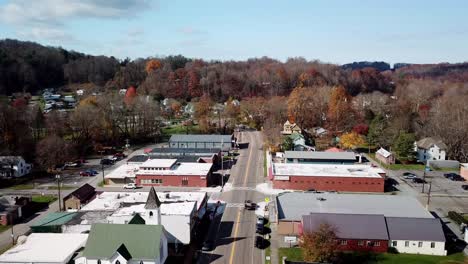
[[403, 172, 417, 179], [461, 185, 468, 191], [79, 171, 91, 177], [244, 200, 257, 210], [255, 236, 264, 249], [123, 183, 137, 189], [444, 173, 459, 178], [114, 152, 127, 158], [202, 240, 215, 251], [64, 162, 79, 168], [85, 169, 98, 175], [256, 216, 265, 225], [256, 223, 264, 234], [412, 177, 426, 184], [100, 158, 114, 165]]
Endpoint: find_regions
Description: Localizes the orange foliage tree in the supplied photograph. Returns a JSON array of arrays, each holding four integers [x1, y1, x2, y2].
[[340, 131, 366, 149], [327, 86, 354, 132], [145, 59, 162, 74]]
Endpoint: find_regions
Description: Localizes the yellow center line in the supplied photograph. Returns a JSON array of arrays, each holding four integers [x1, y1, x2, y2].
[[229, 132, 254, 264]]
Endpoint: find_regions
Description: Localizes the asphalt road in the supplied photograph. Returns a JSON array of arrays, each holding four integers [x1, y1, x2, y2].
[[199, 130, 265, 264]]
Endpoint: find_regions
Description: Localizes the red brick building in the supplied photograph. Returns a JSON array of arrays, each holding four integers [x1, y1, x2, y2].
[[272, 163, 385, 192], [301, 213, 389, 253], [136, 159, 214, 187]]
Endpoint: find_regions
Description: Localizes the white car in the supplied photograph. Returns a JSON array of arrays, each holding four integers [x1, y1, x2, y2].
[[123, 183, 137, 189]]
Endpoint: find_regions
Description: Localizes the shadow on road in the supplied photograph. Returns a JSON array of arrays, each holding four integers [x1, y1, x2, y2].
[[238, 142, 250, 149], [216, 236, 246, 247], [217, 221, 234, 239], [195, 252, 223, 264]]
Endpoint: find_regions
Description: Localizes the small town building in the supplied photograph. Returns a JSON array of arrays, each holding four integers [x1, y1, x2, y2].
[[276, 192, 433, 236], [415, 137, 447, 163], [63, 183, 96, 210], [272, 163, 385, 192], [282, 120, 302, 135], [31, 212, 79, 233], [284, 151, 356, 164], [301, 213, 389, 253], [0, 233, 88, 264], [104, 164, 140, 185], [76, 223, 168, 264], [169, 134, 233, 151], [386, 217, 447, 256], [325, 147, 345, 153], [126, 155, 150, 164], [0, 196, 45, 226], [375, 148, 395, 165], [0, 156, 32, 178], [136, 159, 214, 187]]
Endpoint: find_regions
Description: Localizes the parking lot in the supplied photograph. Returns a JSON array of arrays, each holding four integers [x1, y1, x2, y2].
[[393, 170, 467, 196]]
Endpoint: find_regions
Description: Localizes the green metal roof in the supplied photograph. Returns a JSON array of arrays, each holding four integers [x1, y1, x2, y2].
[[83, 223, 163, 259], [128, 213, 146, 225], [31, 212, 77, 227]]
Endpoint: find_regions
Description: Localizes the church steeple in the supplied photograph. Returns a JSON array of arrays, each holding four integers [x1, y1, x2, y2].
[[145, 186, 161, 209]]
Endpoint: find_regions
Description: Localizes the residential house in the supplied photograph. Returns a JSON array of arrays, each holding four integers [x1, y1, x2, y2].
[[76, 223, 168, 264], [312, 127, 328, 137], [63, 184, 97, 210], [287, 133, 314, 151], [184, 102, 195, 116], [0, 233, 88, 264], [281, 120, 302, 135], [301, 213, 389, 253], [386, 217, 446, 256], [0, 156, 32, 178], [415, 137, 447, 163], [376, 148, 395, 165]]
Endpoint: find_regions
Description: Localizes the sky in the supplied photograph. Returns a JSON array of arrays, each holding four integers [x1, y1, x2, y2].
[[0, 0, 467, 64]]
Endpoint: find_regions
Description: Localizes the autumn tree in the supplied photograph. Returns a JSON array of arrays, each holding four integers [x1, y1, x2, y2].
[[195, 94, 214, 133], [145, 59, 162, 74], [340, 131, 366, 149], [327, 85, 355, 132], [288, 86, 330, 129], [36, 134, 75, 171], [393, 132, 416, 163], [300, 223, 337, 263]]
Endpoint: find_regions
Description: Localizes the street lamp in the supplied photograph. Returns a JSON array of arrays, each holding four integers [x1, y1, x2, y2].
[[55, 174, 61, 211]]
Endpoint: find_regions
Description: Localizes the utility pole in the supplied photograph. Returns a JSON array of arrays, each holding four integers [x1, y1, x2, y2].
[[11, 224, 14, 245], [221, 138, 224, 188], [426, 181, 432, 210], [422, 164, 427, 193], [56, 174, 61, 211]]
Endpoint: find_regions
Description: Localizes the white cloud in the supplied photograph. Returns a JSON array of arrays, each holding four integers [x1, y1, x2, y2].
[[0, 0, 152, 42], [17, 27, 75, 42]]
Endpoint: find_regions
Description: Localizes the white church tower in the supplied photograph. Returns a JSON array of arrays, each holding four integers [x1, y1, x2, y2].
[[145, 186, 162, 225]]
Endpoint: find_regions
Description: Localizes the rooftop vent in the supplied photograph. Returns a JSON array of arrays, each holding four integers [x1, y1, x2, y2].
[[316, 197, 326, 201]]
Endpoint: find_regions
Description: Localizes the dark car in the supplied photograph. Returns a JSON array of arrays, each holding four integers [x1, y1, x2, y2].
[[412, 177, 426, 184], [444, 173, 458, 178], [255, 236, 264, 249], [202, 240, 215, 251], [100, 158, 114, 165], [79, 171, 91, 177], [256, 223, 264, 234], [462, 185, 468, 191], [244, 200, 257, 210], [86, 169, 98, 175]]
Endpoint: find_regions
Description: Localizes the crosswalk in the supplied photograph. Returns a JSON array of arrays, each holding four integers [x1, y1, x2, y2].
[[230, 186, 256, 191], [225, 203, 246, 208]]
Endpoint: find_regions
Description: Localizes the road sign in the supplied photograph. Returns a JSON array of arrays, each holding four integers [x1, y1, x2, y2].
[[264, 197, 270, 203]]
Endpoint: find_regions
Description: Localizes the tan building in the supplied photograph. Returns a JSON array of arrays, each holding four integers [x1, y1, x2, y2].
[[376, 148, 395, 165], [63, 184, 96, 210], [461, 163, 468, 181]]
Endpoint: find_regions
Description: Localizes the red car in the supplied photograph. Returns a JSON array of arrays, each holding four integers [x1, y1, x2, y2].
[[79, 171, 91, 177]]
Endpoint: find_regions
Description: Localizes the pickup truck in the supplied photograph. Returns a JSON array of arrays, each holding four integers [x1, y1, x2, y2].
[[123, 183, 137, 189]]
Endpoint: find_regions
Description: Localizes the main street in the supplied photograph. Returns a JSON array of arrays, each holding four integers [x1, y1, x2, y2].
[[199, 130, 266, 264]]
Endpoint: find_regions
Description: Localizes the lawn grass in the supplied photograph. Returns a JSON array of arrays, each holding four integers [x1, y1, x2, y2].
[[0, 225, 11, 234], [32, 195, 57, 204], [278, 248, 466, 264], [10, 184, 35, 190]]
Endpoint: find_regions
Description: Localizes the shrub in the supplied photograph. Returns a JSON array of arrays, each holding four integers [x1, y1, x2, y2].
[[448, 211, 467, 225]]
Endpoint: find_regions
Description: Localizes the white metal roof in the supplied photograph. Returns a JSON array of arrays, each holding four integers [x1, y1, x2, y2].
[[105, 164, 140, 179], [80, 191, 206, 212], [137, 162, 213, 176], [273, 163, 382, 178], [0, 233, 88, 263], [277, 192, 433, 221], [376, 148, 392, 158], [140, 159, 177, 168], [284, 151, 356, 161]]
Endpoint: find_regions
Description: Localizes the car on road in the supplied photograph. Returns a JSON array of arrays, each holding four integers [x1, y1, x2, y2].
[[202, 240, 215, 251], [256, 216, 265, 225], [85, 169, 98, 175], [244, 200, 257, 210], [412, 177, 426, 184], [256, 222, 264, 234], [123, 183, 137, 189], [403, 172, 417, 179], [462, 185, 468, 191]]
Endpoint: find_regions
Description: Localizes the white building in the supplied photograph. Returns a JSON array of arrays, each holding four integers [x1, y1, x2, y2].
[[0, 233, 88, 264], [0, 156, 32, 178], [79, 189, 207, 245], [104, 163, 140, 185], [387, 217, 447, 256], [415, 137, 447, 163]]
